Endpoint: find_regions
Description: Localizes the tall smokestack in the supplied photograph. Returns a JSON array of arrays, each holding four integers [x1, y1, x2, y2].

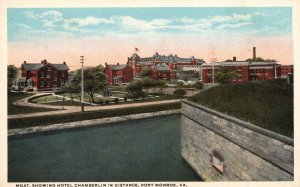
[[253, 47, 256, 61], [233, 56, 236, 62]]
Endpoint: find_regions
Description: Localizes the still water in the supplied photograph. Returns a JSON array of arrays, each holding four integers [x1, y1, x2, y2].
[[8, 114, 201, 182]]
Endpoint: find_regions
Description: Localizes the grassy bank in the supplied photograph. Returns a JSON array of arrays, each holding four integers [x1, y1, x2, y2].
[[8, 92, 59, 115], [189, 80, 293, 138], [8, 102, 181, 129]]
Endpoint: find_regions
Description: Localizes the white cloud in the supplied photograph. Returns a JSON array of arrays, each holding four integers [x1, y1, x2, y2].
[[14, 23, 31, 29], [118, 16, 171, 31], [41, 11, 63, 19], [216, 22, 252, 29], [20, 10, 274, 39], [24, 11, 63, 20], [24, 11, 38, 19], [63, 16, 114, 30]]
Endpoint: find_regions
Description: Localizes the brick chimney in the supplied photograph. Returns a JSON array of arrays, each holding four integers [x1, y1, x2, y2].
[[117, 62, 119, 66], [63, 61, 66, 65], [105, 62, 108, 67], [24, 61, 26, 64], [253, 47, 256, 61], [41, 59, 47, 65], [233, 56, 236, 62]]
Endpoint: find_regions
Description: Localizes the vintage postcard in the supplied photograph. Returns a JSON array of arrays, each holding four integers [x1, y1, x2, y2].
[[1, 0, 299, 187]]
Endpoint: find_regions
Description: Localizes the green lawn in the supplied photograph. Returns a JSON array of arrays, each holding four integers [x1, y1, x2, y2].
[[8, 92, 60, 115], [8, 102, 181, 129], [189, 80, 293, 138], [30, 91, 181, 106]]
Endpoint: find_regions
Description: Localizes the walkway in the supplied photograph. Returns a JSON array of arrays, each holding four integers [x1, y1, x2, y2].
[[9, 93, 181, 119]]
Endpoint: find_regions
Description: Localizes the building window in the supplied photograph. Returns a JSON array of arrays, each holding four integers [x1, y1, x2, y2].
[[39, 72, 44, 78], [61, 80, 65, 86], [39, 81, 44, 87], [61, 72, 65, 78], [47, 67, 51, 71], [46, 72, 50, 78], [45, 81, 50, 87]]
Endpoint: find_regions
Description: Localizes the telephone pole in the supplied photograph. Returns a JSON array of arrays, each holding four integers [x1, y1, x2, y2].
[[80, 56, 84, 112]]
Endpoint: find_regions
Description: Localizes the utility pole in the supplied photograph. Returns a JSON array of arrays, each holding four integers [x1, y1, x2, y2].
[[212, 64, 215, 84], [274, 64, 277, 79], [80, 56, 84, 112]]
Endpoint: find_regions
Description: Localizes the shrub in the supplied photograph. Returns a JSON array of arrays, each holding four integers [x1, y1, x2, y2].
[[174, 89, 187, 97], [193, 82, 203, 90], [124, 97, 127, 102], [55, 90, 66, 95], [105, 100, 110, 105], [114, 98, 119, 104]]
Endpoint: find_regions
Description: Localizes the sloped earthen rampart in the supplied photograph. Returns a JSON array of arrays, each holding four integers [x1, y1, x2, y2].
[[181, 100, 293, 181]]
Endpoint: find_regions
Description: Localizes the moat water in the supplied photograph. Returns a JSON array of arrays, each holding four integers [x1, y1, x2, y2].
[[8, 114, 201, 182]]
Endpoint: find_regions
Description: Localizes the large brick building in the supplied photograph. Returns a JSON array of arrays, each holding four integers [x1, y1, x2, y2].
[[128, 52, 205, 80], [19, 59, 69, 91], [104, 62, 134, 85], [151, 63, 171, 80], [202, 59, 293, 83]]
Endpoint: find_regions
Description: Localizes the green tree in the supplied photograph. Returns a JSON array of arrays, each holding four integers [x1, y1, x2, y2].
[[67, 65, 107, 103], [126, 80, 145, 100], [7, 65, 18, 88], [156, 80, 167, 95], [142, 77, 155, 95], [174, 81, 184, 88], [64, 78, 80, 95], [193, 82, 203, 90], [215, 68, 238, 84], [140, 67, 152, 78], [245, 57, 265, 62], [174, 88, 187, 97]]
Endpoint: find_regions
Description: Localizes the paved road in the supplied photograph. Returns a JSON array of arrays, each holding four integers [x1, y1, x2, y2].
[[9, 93, 181, 119]]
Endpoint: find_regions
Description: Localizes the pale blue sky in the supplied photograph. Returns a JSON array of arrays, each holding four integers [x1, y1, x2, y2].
[[8, 7, 292, 42], [8, 7, 293, 68]]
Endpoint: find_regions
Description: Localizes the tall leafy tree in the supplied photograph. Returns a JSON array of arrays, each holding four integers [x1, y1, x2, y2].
[[156, 80, 167, 95], [142, 77, 155, 95], [66, 65, 107, 103], [215, 68, 238, 84], [140, 67, 152, 78], [126, 80, 145, 100], [7, 65, 18, 88], [245, 57, 265, 62]]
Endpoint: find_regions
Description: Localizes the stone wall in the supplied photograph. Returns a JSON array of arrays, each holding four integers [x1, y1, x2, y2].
[[181, 100, 293, 181]]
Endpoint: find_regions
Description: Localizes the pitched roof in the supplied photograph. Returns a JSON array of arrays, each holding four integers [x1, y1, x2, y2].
[[136, 52, 205, 64], [21, 62, 69, 71], [108, 64, 127, 70], [52, 64, 69, 70], [153, 63, 170, 71], [202, 61, 277, 67]]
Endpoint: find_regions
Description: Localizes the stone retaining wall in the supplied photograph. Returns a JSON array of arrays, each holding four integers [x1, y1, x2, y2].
[[181, 100, 293, 181], [8, 109, 180, 136]]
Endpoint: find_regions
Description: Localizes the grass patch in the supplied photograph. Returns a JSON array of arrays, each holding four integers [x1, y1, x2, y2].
[[8, 102, 181, 129], [188, 80, 293, 138], [8, 92, 60, 115], [32, 93, 181, 106]]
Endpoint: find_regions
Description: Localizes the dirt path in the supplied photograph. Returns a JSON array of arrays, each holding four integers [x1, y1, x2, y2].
[[9, 93, 181, 119]]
